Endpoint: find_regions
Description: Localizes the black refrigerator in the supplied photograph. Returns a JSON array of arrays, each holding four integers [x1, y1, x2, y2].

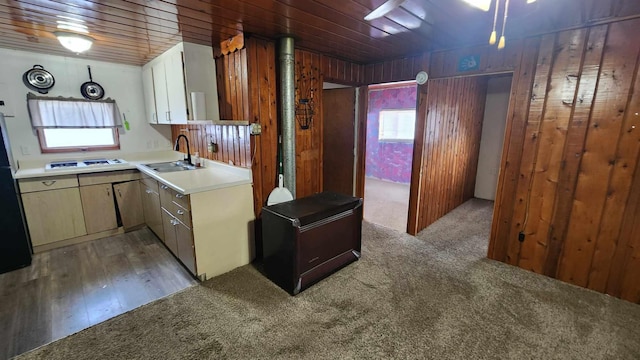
[[0, 113, 32, 274]]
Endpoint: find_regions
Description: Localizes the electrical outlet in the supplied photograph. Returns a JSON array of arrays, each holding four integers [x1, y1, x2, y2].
[[209, 142, 218, 153], [250, 123, 262, 135]]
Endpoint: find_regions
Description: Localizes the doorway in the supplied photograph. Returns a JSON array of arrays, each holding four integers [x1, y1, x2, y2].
[[363, 81, 417, 232]]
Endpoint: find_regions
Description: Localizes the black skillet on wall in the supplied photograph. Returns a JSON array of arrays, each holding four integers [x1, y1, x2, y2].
[[22, 65, 55, 94], [80, 65, 105, 100]]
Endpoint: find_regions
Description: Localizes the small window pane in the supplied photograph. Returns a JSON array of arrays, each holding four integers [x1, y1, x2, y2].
[[42, 128, 117, 148], [378, 110, 416, 141]]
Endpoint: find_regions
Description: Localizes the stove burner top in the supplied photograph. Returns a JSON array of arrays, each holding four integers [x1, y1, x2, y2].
[[45, 158, 128, 171], [49, 161, 79, 168]]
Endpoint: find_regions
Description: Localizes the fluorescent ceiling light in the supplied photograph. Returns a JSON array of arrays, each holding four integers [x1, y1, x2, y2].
[[527, 0, 537, 3], [461, 0, 492, 11], [54, 31, 94, 53]]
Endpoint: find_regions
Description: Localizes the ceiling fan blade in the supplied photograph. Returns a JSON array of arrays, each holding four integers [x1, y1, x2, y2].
[[364, 0, 406, 21]]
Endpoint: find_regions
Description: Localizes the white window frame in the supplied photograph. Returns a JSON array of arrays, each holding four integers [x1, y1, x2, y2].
[[37, 127, 120, 153], [378, 109, 416, 143]]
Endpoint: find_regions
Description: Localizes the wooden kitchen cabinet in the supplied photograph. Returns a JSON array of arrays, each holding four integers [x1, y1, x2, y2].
[[161, 207, 196, 275], [158, 181, 196, 275], [140, 180, 164, 241], [161, 208, 179, 255], [176, 220, 196, 275], [21, 187, 87, 247], [80, 183, 118, 234], [113, 180, 144, 231]]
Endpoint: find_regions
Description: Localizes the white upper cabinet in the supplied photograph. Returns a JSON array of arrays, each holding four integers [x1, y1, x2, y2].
[[142, 42, 220, 125], [141, 66, 157, 124]]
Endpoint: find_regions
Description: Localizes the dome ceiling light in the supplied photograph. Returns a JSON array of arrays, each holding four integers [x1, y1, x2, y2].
[[54, 31, 94, 53]]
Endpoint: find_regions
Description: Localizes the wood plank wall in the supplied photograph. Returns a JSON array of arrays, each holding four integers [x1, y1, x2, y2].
[[363, 53, 430, 84], [487, 18, 640, 304], [294, 49, 324, 198], [216, 47, 250, 121], [169, 124, 252, 167], [408, 77, 488, 234]]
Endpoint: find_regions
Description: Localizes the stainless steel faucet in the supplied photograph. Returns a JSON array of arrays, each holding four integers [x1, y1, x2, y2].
[[174, 134, 192, 165]]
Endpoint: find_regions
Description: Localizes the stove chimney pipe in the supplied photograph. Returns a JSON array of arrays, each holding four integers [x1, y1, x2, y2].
[[279, 36, 296, 198]]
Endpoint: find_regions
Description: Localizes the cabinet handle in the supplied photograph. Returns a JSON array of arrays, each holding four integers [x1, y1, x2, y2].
[[106, 189, 111, 197], [117, 189, 122, 197], [166, 111, 170, 121], [170, 219, 179, 226], [177, 209, 184, 215], [160, 185, 168, 190], [42, 180, 56, 186], [146, 189, 152, 194], [175, 194, 184, 199]]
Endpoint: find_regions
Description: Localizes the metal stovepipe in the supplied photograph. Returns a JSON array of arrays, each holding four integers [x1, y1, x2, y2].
[[279, 36, 296, 198]]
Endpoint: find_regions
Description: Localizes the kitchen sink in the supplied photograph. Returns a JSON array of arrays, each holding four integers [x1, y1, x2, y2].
[[141, 161, 199, 173]]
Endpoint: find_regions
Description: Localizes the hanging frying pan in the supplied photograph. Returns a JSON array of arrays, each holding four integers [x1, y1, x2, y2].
[[23, 65, 55, 94], [80, 65, 104, 100]]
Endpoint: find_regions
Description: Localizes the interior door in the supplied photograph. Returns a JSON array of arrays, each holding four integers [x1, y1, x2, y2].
[[322, 87, 356, 195]]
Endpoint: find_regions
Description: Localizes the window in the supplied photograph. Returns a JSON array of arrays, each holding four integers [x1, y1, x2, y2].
[[27, 94, 123, 153], [37, 128, 120, 153], [378, 109, 416, 142]]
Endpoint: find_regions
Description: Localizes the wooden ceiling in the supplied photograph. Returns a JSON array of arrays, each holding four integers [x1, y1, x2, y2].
[[0, 0, 638, 66]]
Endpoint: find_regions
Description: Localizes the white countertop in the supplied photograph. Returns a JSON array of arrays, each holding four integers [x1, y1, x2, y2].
[[13, 151, 253, 195]]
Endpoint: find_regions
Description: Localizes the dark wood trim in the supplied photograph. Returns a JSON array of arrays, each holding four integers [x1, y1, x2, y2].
[[355, 86, 368, 200]]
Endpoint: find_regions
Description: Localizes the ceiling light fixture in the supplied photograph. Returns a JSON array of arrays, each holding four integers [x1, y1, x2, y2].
[[461, 0, 492, 11], [487, 0, 538, 50], [56, 21, 89, 34], [54, 31, 94, 53]]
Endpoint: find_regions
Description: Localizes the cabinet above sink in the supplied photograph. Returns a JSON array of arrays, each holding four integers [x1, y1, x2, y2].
[[142, 42, 220, 125]]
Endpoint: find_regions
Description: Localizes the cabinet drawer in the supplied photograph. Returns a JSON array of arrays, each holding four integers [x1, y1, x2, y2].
[[170, 201, 192, 229], [19, 175, 78, 193], [140, 176, 159, 193], [78, 170, 140, 186], [159, 182, 190, 210]]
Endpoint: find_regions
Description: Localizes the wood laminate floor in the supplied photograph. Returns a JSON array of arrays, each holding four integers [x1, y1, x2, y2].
[[0, 227, 197, 360]]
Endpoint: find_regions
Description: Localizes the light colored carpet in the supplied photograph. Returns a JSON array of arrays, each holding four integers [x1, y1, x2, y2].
[[16, 199, 640, 359], [364, 177, 410, 232]]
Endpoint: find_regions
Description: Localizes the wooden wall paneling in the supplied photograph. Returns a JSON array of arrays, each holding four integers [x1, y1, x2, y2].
[[488, 37, 538, 262], [517, 28, 588, 276], [363, 53, 429, 85], [589, 40, 640, 293], [407, 51, 433, 234], [408, 81, 429, 235], [171, 124, 251, 167], [557, 19, 640, 287], [507, 34, 559, 269], [294, 49, 323, 198], [611, 153, 640, 303], [541, 25, 609, 276], [606, 85, 640, 300], [411, 76, 487, 232], [247, 37, 278, 216], [355, 86, 369, 200], [319, 54, 365, 86]]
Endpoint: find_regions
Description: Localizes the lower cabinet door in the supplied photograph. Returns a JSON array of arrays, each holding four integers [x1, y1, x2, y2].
[[140, 182, 164, 241], [114, 180, 144, 230], [80, 184, 118, 234], [176, 222, 196, 275], [22, 187, 87, 246], [161, 208, 179, 255]]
